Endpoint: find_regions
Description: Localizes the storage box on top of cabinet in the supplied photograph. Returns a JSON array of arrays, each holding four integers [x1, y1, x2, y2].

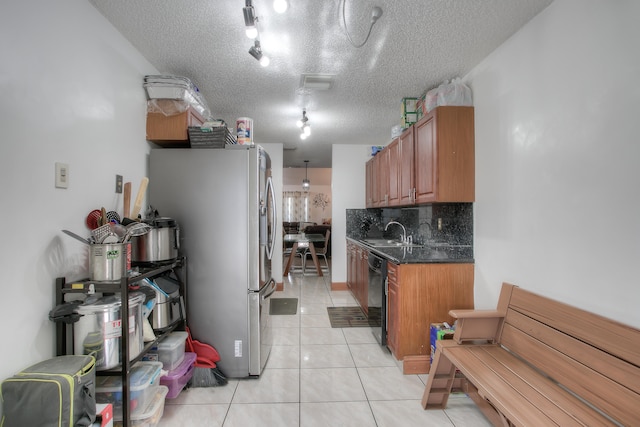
[[401, 97, 418, 127], [146, 99, 204, 146]]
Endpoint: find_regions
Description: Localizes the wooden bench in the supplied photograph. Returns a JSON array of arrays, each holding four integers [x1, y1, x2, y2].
[[422, 282, 640, 426]]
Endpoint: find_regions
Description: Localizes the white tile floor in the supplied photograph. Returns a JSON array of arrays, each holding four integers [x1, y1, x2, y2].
[[158, 269, 491, 427]]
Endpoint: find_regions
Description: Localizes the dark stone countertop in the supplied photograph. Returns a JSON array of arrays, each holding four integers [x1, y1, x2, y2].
[[347, 237, 474, 265]]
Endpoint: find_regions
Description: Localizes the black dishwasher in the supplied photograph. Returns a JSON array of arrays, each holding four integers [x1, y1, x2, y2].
[[368, 252, 387, 345]]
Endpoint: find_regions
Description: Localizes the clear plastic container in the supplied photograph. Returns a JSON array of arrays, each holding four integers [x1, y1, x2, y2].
[[156, 331, 188, 370], [114, 386, 168, 427], [95, 361, 162, 418], [160, 352, 196, 399]]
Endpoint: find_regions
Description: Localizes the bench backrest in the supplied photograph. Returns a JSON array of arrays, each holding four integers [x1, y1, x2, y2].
[[497, 283, 640, 425]]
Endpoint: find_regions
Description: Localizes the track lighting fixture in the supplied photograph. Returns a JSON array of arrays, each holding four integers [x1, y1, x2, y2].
[[249, 40, 270, 67], [302, 160, 310, 191], [297, 110, 310, 139], [243, 0, 258, 39]]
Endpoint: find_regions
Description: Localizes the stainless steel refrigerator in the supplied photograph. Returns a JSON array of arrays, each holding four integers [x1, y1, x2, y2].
[[148, 145, 277, 378]]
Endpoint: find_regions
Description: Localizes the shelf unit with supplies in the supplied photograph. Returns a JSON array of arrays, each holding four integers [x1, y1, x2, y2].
[[54, 257, 187, 427]]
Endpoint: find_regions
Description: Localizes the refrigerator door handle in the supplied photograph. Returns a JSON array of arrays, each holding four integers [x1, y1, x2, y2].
[[265, 176, 277, 260], [261, 279, 277, 301]]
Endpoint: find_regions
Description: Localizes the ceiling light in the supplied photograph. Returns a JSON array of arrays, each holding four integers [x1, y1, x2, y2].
[[273, 0, 288, 14], [245, 26, 258, 39], [243, 0, 259, 39], [297, 110, 310, 138], [340, 0, 383, 48], [302, 160, 310, 191], [296, 109, 308, 128], [249, 40, 270, 67]]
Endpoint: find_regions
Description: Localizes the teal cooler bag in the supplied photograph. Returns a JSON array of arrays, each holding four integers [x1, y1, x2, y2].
[[1, 355, 96, 427]]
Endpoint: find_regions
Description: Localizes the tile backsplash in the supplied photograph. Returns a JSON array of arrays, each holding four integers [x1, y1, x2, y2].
[[346, 204, 473, 246]]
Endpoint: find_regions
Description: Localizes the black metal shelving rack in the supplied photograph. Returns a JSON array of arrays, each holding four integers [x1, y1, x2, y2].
[[55, 257, 186, 427]]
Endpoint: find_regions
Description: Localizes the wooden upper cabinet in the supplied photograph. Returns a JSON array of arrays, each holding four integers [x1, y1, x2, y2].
[[414, 106, 475, 203], [366, 106, 474, 207], [387, 138, 400, 206], [377, 146, 390, 207], [398, 127, 415, 205], [414, 113, 436, 203], [365, 159, 374, 207]]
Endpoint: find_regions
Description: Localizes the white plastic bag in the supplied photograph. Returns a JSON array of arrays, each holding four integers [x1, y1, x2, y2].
[[437, 78, 472, 107]]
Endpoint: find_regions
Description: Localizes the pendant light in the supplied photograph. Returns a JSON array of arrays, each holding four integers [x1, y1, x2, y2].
[[302, 160, 310, 192]]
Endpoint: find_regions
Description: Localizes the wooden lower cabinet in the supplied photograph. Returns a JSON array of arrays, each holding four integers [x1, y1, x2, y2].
[[346, 241, 370, 314], [386, 262, 474, 367]]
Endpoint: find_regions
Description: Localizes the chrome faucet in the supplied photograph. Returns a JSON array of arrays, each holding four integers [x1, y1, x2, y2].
[[384, 220, 410, 244]]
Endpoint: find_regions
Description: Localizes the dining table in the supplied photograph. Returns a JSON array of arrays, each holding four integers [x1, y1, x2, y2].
[[283, 233, 326, 277]]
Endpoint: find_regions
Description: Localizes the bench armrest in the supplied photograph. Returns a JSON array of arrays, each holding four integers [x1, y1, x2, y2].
[[449, 309, 505, 344], [449, 309, 503, 319]]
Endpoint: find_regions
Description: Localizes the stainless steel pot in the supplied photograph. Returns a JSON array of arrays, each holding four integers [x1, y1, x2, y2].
[[89, 243, 130, 282], [130, 217, 179, 263], [74, 293, 144, 370]]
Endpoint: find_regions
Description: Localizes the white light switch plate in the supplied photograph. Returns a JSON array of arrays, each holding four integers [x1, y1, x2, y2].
[[55, 162, 69, 188]]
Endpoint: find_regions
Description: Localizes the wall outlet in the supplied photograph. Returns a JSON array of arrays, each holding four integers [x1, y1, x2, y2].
[[115, 174, 123, 193], [55, 162, 69, 189], [234, 340, 242, 357], [437, 218, 442, 231]]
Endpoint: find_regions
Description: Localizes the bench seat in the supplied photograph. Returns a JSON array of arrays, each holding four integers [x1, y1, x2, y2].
[[422, 283, 640, 426]]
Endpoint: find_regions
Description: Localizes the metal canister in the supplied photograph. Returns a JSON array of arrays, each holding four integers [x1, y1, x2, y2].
[[89, 243, 129, 282], [236, 117, 253, 145]]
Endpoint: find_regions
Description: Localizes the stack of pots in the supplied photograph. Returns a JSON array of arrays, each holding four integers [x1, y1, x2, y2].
[[130, 217, 179, 265], [73, 293, 145, 370]]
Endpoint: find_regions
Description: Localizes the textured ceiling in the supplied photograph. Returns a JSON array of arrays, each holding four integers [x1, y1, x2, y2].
[[88, 0, 552, 168]]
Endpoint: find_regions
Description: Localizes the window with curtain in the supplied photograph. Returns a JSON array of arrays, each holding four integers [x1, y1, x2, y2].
[[282, 191, 310, 222]]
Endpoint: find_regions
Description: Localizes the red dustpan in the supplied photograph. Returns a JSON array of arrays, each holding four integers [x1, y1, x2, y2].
[[185, 326, 221, 368]]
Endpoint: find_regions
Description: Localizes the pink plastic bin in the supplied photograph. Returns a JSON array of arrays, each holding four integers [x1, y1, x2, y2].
[[160, 352, 196, 399]]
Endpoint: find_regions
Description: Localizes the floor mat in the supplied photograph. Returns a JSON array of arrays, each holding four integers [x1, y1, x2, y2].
[[269, 298, 298, 315], [327, 306, 381, 328]]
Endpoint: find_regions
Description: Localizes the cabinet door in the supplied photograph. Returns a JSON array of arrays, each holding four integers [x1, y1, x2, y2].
[[399, 127, 415, 205], [370, 156, 380, 207], [359, 249, 369, 314], [387, 138, 400, 206], [376, 148, 389, 207], [365, 160, 374, 208], [346, 243, 355, 290], [386, 263, 399, 355], [414, 113, 436, 203]]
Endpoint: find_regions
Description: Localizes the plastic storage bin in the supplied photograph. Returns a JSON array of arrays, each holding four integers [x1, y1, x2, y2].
[[157, 331, 188, 370], [95, 361, 162, 418], [114, 385, 168, 427], [160, 352, 196, 399]]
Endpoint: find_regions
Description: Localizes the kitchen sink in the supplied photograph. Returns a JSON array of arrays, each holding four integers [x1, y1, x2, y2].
[[361, 239, 423, 248]]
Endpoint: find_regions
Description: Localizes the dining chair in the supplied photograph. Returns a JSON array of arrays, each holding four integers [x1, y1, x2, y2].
[[303, 229, 330, 274]]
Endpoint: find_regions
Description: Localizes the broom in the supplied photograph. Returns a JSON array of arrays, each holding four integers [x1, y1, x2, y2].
[[185, 327, 228, 387]]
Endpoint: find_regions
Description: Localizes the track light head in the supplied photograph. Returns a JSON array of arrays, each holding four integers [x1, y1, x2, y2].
[[248, 40, 270, 66], [243, 1, 259, 39]]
